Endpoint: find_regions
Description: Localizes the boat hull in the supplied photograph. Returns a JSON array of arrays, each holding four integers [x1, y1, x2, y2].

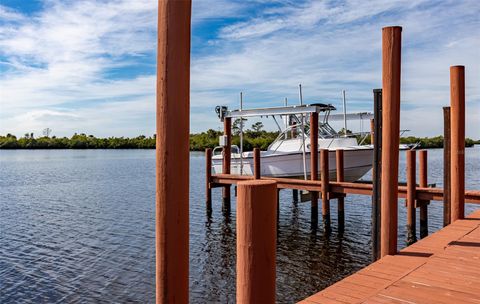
[[212, 148, 373, 182]]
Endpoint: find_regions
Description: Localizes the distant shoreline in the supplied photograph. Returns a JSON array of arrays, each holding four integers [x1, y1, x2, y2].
[[0, 146, 478, 151], [1, 131, 478, 151]]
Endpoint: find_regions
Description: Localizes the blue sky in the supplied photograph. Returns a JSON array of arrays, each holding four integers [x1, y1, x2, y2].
[[0, 0, 479, 138]]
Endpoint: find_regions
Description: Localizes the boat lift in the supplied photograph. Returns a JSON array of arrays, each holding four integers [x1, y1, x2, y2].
[[215, 103, 374, 179]]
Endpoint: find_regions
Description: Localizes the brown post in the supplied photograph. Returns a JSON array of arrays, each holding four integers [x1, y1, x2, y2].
[[380, 26, 402, 257], [336, 149, 345, 231], [237, 180, 277, 304], [450, 66, 465, 222], [443, 107, 451, 226], [223, 117, 232, 210], [406, 150, 417, 245], [370, 118, 375, 145], [253, 148, 261, 179], [321, 149, 331, 232], [310, 112, 319, 222], [156, 1, 191, 303], [206, 148, 212, 210], [419, 150, 429, 238]]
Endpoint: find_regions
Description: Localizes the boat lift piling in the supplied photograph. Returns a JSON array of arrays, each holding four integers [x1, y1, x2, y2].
[[320, 149, 331, 233], [443, 106, 451, 226], [253, 148, 261, 180], [236, 180, 277, 304], [450, 65, 465, 222], [406, 150, 417, 245], [222, 117, 232, 212], [418, 150, 429, 239], [155, 0, 191, 302], [380, 26, 402, 257], [335, 150, 345, 232], [206, 148, 212, 213], [289, 105, 300, 204], [310, 112, 319, 224]]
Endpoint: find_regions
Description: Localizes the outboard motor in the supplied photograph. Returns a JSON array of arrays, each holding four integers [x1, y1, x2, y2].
[[215, 106, 228, 122]]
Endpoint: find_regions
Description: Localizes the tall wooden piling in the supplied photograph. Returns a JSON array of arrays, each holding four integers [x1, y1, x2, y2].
[[372, 88, 382, 261], [206, 148, 212, 211], [406, 150, 417, 245], [320, 149, 331, 232], [450, 66, 465, 222], [380, 26, 402, 257], [223, 117, 232, 210], [419, 150, 429, 238], [443, 107, 451, 226], [156, 1, 191, 302], [237, 180, 277, 304], [310, 113, 319, 222], [253, 148, 261, 180], [336, 149, 345, 231]]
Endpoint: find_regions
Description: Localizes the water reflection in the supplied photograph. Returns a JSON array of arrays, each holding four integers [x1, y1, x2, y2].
[[1, 148, 479, 303]]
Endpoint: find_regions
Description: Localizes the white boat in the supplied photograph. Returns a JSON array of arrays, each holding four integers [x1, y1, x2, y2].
[[212, 103, 375, 182]]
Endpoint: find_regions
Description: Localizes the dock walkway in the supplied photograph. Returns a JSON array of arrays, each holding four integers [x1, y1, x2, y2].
[[300, 210, 480, 304]]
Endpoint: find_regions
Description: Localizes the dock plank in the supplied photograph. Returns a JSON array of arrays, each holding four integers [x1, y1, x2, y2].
[[299, 210, 480, 303]]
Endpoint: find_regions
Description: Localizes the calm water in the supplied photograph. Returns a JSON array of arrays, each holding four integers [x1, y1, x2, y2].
[[1, 147, 479, 303]]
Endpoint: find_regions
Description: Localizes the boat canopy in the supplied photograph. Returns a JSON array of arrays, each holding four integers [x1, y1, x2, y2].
[[215, 104, 373, 122]]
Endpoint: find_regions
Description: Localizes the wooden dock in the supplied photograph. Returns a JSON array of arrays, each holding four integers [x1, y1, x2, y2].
[[300, 209, 480, 304]]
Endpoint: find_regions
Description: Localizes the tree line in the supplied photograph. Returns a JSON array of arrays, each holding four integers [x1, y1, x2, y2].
[[0, 127, 478, 150]]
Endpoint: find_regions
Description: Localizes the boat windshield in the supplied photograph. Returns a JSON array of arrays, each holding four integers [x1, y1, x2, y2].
[[280, 117, 338, 140], [268, 117, 341, 151]]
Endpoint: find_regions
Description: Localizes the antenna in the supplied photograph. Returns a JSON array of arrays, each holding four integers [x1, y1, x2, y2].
[[298, 84, 307, 180], [299, 84, 303, 105], [240, 92, 244, 175], [342, 90, 347, 137]]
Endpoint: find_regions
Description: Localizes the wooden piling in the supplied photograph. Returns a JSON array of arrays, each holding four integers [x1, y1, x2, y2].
[[253, 148, 261, 180], [310, 112, 319, 222], [336, 149, 345, 231], [372, 88, 382, 261], [237, 180, 277, 304], [380, 26, 402, 257], [156, 1, 191, 302], [419, 150, 429, 238], [206, 148, 212, 211], [406, 150, 417, 245], [443, 107, 451, 226], [223, 117, 232, 210], [320, 149, 331, 232], [450, 65, 465, 222]]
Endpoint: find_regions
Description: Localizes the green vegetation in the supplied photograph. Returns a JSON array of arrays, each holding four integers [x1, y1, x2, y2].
[[1, 131, 478, 151], [400, 136, 478, 149], [0, 133, 156, 149]]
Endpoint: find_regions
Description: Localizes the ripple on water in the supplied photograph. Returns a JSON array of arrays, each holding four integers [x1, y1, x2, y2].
[[0, 148, 479, 303]]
